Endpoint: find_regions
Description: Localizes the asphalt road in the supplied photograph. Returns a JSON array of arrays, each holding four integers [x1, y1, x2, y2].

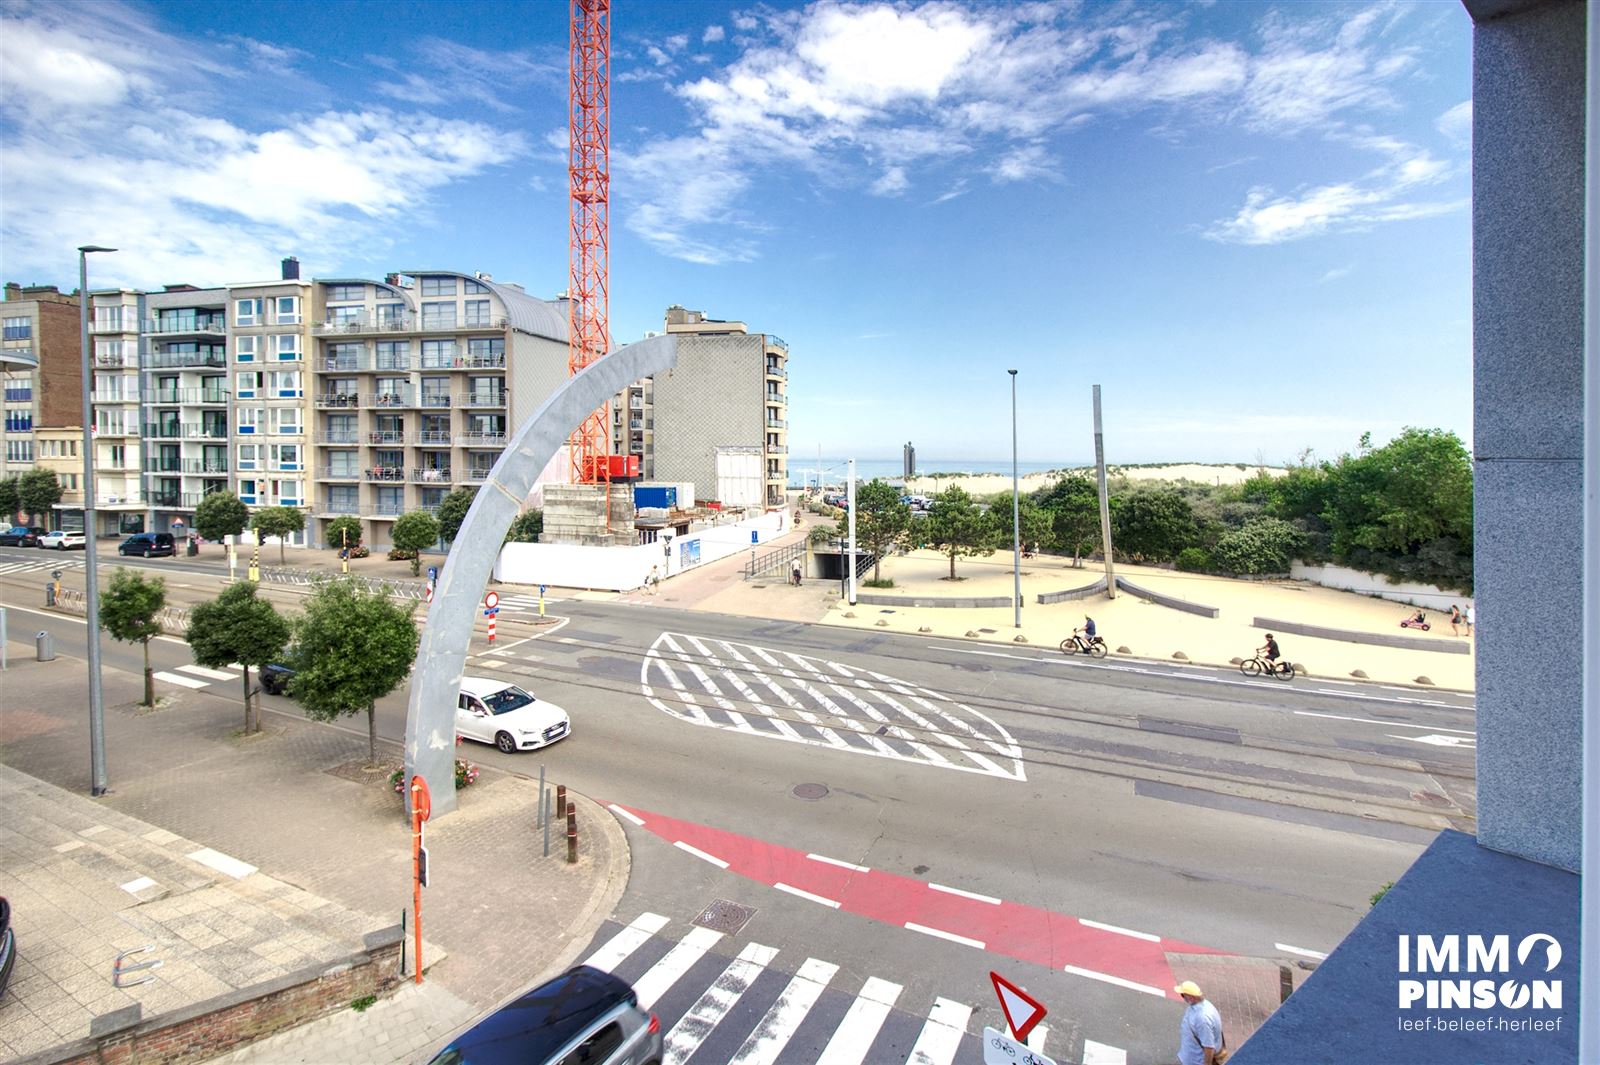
[[0, 550, 1477, 1064]]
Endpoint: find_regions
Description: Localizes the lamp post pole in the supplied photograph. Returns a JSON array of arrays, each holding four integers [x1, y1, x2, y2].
[[1009, 369, 1020, 628], [79, 244, 115, 797]]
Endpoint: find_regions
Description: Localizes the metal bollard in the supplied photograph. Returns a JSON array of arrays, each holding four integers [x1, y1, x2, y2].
[[536, 765, 546, 829], [35, 631, 55, 662], [566, 801, 578, 864], [556, 784, 566, 822], [45, 583, 56, 607]]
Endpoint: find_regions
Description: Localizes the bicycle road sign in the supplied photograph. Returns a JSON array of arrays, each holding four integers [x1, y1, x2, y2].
[[983, 1027, 1056, 1065]]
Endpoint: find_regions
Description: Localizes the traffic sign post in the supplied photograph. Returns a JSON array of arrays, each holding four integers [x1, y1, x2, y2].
[[990, 971, 1047, 1042], [483, 591, 499, 642], [539, 583, 547, 618], [409, 775, 432, 984]]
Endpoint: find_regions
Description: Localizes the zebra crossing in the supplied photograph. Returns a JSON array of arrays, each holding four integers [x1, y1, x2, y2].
[[152, 662, 248, 690], [641, 632, 1026, 780], [0, 555, 83, 577], [495, 592, 564, 614], [581, 911, 1132, 1065]]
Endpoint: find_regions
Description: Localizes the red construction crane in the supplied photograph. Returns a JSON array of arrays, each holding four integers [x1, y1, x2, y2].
[[568, 0, 612, 486]]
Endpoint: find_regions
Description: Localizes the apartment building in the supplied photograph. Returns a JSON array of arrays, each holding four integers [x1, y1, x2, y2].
[[33, 429, 84, 511], [613, 306, 789, 508], [306, 269, 570, 547], [1, 283, 82, 490], [88, 288, 149, 536]]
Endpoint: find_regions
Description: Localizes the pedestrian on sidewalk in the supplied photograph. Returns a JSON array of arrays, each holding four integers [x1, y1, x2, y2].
[[1174, 979, 1227, 1064], [1465, 602, 1475, 637], [1448, 604, 1461, 636], [791, 560, 802, 586], [647, 565, 659, 595]]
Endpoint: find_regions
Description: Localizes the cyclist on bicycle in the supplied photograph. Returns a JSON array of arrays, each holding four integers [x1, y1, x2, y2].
[[1073, 616, 1098, 650], [1259, 633, 1281, 665]]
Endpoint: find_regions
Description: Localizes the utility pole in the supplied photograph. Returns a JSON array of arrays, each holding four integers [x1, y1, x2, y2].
[[1009, 370, 1020, 628], [1093, 384, 1116, 600], [79, 245, 115, 796], [846, 458, 857, 606]]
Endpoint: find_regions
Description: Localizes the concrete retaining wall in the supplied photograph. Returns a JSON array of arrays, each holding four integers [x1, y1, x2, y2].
[[1254, 616, 1471, 655], [1290, 561, 1472, 612], [852, 593, 1014, 609], [1037, 577, 1107, 604], [1115, 576, 1219, 618]]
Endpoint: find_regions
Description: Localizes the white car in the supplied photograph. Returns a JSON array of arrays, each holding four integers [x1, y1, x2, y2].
[[39, 530, 86, 550], [455, 676, 571, 753]]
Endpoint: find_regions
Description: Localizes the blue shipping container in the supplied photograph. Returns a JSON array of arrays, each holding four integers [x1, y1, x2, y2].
[[634, 485, 677, 510]]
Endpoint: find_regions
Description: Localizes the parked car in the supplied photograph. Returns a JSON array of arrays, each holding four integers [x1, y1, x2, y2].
[[39, 530, 86, 551], [0, 896, 14, 1001], [0, 527, 43, 547], [456, 676, 570, 753], [259, 664, 296, 697], [426, 965, 660, 1065], [118, 532, 175, 557]]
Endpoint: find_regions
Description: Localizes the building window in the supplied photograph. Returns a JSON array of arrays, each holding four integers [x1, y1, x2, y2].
[[274, 296, 300, 324], [94, 306, 129, 332], [236, 299, 263, 326], [274, 334, 301, 361], [235, 371, 261, 399], [237, 444, 258, 471], [238, 407, 264, 435], [236, 335, 258, 362], [238, 478, 258, 504], [270, 444, 301, 471], [328, 450, 359, 477], [329, 305, 363, 325], [326, 284, 364, 303], [463, 279, 488, 295], [269, 370, 301, 397], [6, 440, 34, 462], [376, 302, 404, 326], [420, 276, 454, 297], [2, 316, 30, 341], [421, 339, 456, 368], [328, 485, 359, 512], [377, 341, 409, 370], [421, 301, 455, 329], [467, 338, 503, 364], [463, 299, 491, 326], [271, 407, 302, 435], [272, 480, 302, 507], [326, 343, 363, 371]]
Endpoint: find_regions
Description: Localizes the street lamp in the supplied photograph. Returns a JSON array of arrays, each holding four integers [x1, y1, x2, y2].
[[79, 244, 115, 797], [1009, 369, 1020, 629]]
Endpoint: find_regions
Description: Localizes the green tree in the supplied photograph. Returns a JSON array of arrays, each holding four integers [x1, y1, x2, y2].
[[186, 583, 291, 735], [1324, 428, 1473, 556], [853, 479, 911, 581], [250, 505, 305, 563], [435, 486, 478, 544], [391, 510, 440, 575], [99, 569, 167, 707], [325, 515, 363, 553], [504, 509, 543, 544], [1111, 488, 1196, 563], [288, 579, 419, 766], [194, 490, 249, 545], [991, 497, 1053, 557], [0, 476, 19, 524], [1211, 517, 1305, 575], [17, 468, 62, 525], [924, 486, 998, 580], [1034, 473, 1101, 566]]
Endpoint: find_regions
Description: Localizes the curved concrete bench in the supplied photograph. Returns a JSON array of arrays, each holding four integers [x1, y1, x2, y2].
[[1037, 577, 1107, 604], [853, 593, 1015, 609], [1114, 576, 1220, 618], [1254, 616, 1471, 654]]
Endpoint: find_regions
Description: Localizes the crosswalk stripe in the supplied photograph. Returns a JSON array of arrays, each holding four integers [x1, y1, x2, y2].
[[815, 976, 902, 1065], [663, 942, 780, 1065], [583, 912, 669, 973], [154, 670, 208, 689], [634, 926, 725, 1010], [177, 664, 238, 681], [1082, 1038, 1128, 1064], [728, 956, 838, 1065], [690, 638, 805, 742], [905, 997, 971, 1065]]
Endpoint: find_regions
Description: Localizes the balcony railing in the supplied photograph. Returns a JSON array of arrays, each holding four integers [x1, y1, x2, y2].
[[463, 467, 494, 481], [458, 432, 507, 447], [316, 393, 363, 408], [320, 466, 361, 480], [419, 392, 452, 408], [369, 503, 405, 517], [766, 417, 787, 429], [320, 498, 362, 516], [146, 351, 226, 370], [94, 353, 139, 368], [311, 315, 508, 336], [458, 392, 506, 408], [414, 430, 453, 445], [91, 316, 135, 334], [412, 467, 451, 484], [765, 365, 787, 380], [93, 423, 140, 437], [365, 466, 407, 482], [145, 458, 228, 474], [92, 391, 138, 404], [145, 423, 228, 440], [317, 430, 361, 444], [368, 392, 415, 408], [367, 430, 405, 444], [143, 388, 231, 405], [151, 492, 181, 508], [766, 445, 788, 455], [144, 317, 226, 335], [321, 356, 371, 373], [765, 334, 789, 354], [375, 356, 414, 371]]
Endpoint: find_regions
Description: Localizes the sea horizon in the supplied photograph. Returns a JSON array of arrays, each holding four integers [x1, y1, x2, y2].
[[789, 457, 1092, 487]]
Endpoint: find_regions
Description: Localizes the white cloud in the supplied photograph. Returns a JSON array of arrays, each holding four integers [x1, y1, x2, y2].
[[0, 2, 526, 288], [372, 38, 561, 114], [991, 144, 1053, 183], [870, 167, 909, 196], [703, 25, 726, 44], [1436, 99, 1471, 145], [1320, 265, 1353, 283]]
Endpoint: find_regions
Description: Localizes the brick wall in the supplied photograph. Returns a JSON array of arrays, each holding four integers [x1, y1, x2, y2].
[[19, 927, 403, 1065], [35, 299, 83, 429]]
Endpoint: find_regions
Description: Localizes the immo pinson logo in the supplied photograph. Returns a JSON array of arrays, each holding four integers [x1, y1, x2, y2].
[[1398, 934, 1562, 1009]]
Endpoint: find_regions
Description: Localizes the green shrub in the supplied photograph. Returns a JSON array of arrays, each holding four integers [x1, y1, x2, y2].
[[1175, 547, 1212, 572], [387, 547, 417, 561], [863, 578, 895, 588], [348, 545, 370, 559], [1211, 517, 1304, 575]]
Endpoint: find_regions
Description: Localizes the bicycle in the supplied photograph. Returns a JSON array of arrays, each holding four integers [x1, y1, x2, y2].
[[1240, 655, 1294, 680], [1060, 633, 1109, 658]]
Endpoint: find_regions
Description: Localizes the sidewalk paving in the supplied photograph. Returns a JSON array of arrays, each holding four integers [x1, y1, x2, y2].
[[0, 628, 627, 1063]]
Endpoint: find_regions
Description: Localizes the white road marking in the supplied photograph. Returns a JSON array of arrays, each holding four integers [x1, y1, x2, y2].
[[928, 882, 1000, 905], [1295, 710, 1475, 735], [808, 852, 870, 873], [1078, 917, 1160, 942], [1388, 733, 1476, 747], [1063, 964, 1167, 997], [633, 926, 725, 1010], [608, 804, 645, 826], [729, 957, 838, 1065], [815, 977, 902, 1065], [775, 882, 841, 908], [686, 635, 804, 741], [663, 942, 780, 1065], [154, 670, 208, 689], [176, 664, 237, 681], [904, 922, 985, 949], [674, 840, 730, 869], [582, 912, 669, 973], [906, 997, 971, 1065], [120, 876, 157, 894], [186, 847, 256, 879], [1082, 1039, 1129, 1065], [1276, 942, 1329, 960]]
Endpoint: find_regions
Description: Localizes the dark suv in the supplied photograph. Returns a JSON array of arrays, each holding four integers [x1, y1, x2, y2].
[[427, 965, 661, 1065], [119, 532, 175, 557], [0, 527, 43, 547]]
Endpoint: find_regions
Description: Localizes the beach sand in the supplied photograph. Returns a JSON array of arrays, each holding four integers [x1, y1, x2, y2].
[[902, 462, 1282, 498]]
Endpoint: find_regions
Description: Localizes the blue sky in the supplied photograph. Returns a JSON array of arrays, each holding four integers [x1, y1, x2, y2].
[[0, 0, 1472, 465]]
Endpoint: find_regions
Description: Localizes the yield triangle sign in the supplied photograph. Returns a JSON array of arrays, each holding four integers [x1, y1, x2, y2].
[[990, 971, 1047, 1041]]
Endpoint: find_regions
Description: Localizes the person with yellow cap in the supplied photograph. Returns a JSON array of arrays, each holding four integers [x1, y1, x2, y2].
[[1175, 979, 1227, 1064]]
